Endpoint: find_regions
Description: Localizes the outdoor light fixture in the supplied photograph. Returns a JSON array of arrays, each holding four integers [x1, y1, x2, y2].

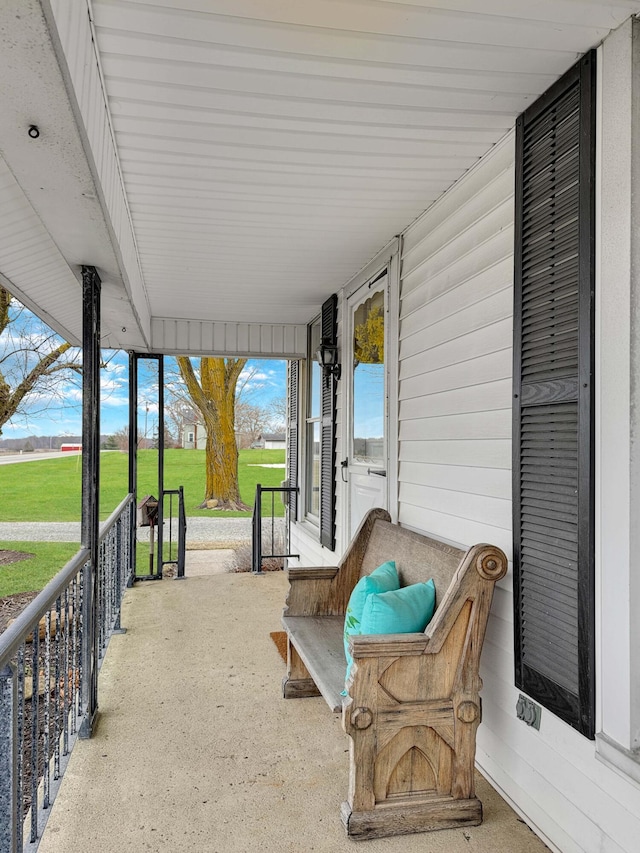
[[315, 338, 341, 383]]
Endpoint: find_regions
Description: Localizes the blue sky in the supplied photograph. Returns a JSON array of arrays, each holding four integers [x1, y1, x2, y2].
[[0, 280, 286, 439], [1, 297, 382, 442], [353, 363, 384, 440], [1, 321, 286, 439]]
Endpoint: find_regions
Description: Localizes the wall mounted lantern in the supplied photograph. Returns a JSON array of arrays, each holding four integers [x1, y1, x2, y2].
[[315, 338, 341, 383]]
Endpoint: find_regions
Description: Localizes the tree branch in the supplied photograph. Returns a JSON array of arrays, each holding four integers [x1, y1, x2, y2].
[[0, 286, 12, 336], [2, 342, 72, 428], [226, 357, 247, 390], [177, 356, 210, 417]]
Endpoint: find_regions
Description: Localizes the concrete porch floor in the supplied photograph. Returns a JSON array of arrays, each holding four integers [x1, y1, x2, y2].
[[38, 572, 549, 853]]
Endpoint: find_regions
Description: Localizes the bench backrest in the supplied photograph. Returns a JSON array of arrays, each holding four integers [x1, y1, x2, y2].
[[359, 519, 464, 609]]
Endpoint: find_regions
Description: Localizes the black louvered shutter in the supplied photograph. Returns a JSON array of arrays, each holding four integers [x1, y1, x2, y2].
[[287, 359, 299, 521], [320, 294, 338, 550], [513, 52, 595, 738]]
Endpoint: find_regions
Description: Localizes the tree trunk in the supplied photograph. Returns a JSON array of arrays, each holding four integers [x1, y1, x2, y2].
[[201, 394, 242, 509], [177, 355, 249, 511]]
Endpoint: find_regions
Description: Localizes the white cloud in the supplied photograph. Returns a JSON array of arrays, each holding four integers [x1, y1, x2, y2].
[[101, 394, 129, 408]]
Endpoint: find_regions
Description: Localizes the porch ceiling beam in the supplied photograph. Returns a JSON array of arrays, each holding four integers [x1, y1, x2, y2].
[[151, 318, 307, 358]]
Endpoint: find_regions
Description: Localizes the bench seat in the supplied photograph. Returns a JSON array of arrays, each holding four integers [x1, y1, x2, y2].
[[282, 616, 344, 712]]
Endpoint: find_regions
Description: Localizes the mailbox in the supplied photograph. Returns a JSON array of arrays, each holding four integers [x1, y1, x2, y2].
[[137, 494, 158, 527]]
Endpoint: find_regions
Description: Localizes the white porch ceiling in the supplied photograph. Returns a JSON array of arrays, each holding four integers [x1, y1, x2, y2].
[[2, 1, 640, 351]]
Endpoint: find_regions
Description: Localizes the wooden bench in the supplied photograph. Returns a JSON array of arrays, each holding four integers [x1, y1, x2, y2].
[[282, 507, 508, 840]]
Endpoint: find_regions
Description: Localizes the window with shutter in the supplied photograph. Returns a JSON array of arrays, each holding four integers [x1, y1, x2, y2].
[[513, 52, 596, 738], [304, 317, 322, 524], [287, 360, 299, 521], [320, 294, 338, 550]]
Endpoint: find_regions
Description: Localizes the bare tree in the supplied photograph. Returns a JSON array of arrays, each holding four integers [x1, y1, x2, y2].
[[235, 400, 273, 448], [267, 396, 287, 433], [0, 286, 81, 435], [164, 395, 196, 446], [112, 425, 129, 453]]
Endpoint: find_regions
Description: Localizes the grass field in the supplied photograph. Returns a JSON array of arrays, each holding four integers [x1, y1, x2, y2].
[[0, 448, 286, 522], [0, 540, 180, 598], [0, 448, 285, 598], [0, 541, 80, 597]]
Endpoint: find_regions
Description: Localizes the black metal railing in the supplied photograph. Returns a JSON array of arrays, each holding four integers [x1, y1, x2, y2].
[[161, 487, 186, 579], [0, 494, 135, 853], [251, 484, 299, 574]]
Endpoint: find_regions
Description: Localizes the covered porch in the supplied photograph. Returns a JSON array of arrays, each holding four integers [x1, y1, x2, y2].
[[3, 2, 640, 852], [36, 570, 546, 853]]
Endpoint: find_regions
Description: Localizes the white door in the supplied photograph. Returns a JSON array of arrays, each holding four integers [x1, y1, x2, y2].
[[345, 273, 389, 538]]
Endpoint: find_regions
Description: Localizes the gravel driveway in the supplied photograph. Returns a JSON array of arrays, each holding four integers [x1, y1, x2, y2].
[[0, 517, 257, 544]]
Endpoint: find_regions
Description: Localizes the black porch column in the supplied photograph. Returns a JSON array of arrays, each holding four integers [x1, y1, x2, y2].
[[157, 354, 164, 578], [128, 351, 138, 585], [80, 265, 101, 738]]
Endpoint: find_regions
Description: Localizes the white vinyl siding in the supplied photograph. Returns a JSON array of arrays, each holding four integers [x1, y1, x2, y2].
[[289, 520, 333, 569], [398, 134, 514, 562]]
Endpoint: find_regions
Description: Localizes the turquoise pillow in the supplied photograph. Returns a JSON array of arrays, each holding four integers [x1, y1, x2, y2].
[[344, 561, 399, 680], [360, 580, 436, 636]]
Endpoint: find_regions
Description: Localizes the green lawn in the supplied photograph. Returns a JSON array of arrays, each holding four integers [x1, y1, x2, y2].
[[0, 541, 80, 597], [0, 448, 286, 522], [0, 540, 180, 598], [0, 448, 285, 597]]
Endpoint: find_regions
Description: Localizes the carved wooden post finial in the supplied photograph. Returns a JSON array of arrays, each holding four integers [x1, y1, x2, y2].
[[474, 546, 508, 581]]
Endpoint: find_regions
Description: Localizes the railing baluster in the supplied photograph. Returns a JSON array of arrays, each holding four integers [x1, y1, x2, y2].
[[98, 541, 105, 657], [71, 576, 79, 735], [30, 627, 39, 843], [271, 491, 275, 564], [115, 520, 122, 631], [77, 567, 84, 722], [158, 488, 187, 579], [54, 595, 62, 782], [0, 663, 18, 852], [63, 587, 70, 756], [43, 611, 51, 810], [252, 485, 299, 573], [17, 645, 25, 851]]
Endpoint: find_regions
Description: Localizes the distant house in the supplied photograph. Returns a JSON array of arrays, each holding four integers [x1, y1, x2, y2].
[[181, 421, 251, 450], [252, 433, 286, 450], [181, 421, 206, 450]]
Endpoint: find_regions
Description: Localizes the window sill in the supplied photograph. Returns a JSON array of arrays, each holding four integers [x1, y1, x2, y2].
[[295, 518, 320, 539], [596, 732, 640, 788]]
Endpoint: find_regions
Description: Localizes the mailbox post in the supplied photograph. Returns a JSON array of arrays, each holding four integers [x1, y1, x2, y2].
[[137, 495, 159, 575]]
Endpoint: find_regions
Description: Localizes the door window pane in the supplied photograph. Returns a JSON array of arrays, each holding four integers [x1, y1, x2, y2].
[[352, 290, 384, 464]]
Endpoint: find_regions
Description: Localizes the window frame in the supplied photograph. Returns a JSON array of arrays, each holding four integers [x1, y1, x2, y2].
[[298, 297, 338, 550], [304, 315, 322, 526]]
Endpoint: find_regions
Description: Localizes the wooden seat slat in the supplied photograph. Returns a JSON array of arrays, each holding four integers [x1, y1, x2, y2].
[[282, 616, 344, 713]]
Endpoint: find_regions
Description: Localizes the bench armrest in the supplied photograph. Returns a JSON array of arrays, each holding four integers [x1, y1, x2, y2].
[[284, 565, 341, 616], [287, 566, 339, 581], [349, 633, 429, 658]]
